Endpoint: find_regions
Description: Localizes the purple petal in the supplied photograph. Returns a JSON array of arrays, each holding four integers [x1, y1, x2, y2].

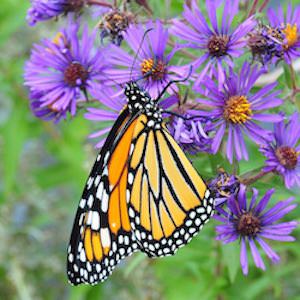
[[226, 124, 234, 163], [212, 122, 226, 153], [249, 238, 266, 271], [88, 126, 111, 138], [249, 188, 259, 210], [252, 114, 283, 123], [255, 237, 280, 263], [254, 189, 275, 215], [259, 233, 296, 242], [238, 184, 247, 211], [240, 237, 248, 275]]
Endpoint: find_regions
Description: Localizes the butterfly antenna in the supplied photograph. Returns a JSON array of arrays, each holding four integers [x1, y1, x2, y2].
[[156, 66, 193, 102], [129, 28, 153, 82], [163, 111, 203, 121], [82, 87, 89, 102]]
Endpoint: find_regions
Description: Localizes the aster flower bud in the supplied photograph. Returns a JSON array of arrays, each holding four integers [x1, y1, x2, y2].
[[208, 170, 240, 207], [248, 24, 284, 65], [166, 97, 215, 155], [98, 9, 135, 45]]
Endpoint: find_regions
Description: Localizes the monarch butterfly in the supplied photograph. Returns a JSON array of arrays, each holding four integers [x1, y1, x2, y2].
[[67, 81, 215, 285]]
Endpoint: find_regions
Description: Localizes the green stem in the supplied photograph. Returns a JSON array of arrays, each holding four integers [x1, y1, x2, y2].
[[232, 157, 239, 176], [287, 64, 300, 103], [258, 0, 270, 13], [86, 0, 113, 8], [186, 0, 192, 9], [290, 63, 297, 91], [240, 170, 272, 185], [247, 0, 259, 17]]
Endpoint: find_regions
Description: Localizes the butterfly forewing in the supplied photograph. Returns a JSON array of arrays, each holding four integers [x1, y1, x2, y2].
[[67, 108, 142, 285]]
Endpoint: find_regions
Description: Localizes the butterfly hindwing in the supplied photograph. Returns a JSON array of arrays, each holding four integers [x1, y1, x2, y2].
[[127, 123, 214, 257]]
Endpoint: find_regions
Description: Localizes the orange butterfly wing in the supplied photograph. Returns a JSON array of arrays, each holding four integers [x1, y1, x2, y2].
[[67, 109, 146, 285], [127, 121, 214, 257]]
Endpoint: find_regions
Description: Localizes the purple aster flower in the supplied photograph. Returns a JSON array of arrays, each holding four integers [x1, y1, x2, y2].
[[195, 62, 283, 163], [27, 0, 85, 26], [102, 20, 188, 98], [24, 22, 104, 121], [215, 185, 298, 275], [171, 0, 256, 86], [267, 3, 300, 64], [168, 109, 214, 154], [85, 86, 177, 148], [208, 170, 240, 207], [260, 113, 300, 189]]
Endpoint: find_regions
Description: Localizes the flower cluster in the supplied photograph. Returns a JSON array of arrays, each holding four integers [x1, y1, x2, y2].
[[24, 0, 299, 277]]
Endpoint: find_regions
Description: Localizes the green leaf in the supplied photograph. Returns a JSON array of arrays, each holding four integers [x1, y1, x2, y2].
[[69, 285, 96, 300], [33, 163, 79, 188], [222, 242, 240, 283], [283, 64, 293, 90], [1, 102, 28, 199]]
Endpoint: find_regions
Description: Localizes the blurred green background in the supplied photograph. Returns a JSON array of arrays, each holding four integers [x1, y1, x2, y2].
[[1, 1, 300, 299]]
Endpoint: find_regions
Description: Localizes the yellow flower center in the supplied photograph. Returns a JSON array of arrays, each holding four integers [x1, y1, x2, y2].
[[283, 23, 298, 47], [223, 95, 252, 124], [140, 58, 166, 81]]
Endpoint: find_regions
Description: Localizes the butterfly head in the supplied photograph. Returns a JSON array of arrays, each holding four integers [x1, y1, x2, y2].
[[124, 81, 152, 111]]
